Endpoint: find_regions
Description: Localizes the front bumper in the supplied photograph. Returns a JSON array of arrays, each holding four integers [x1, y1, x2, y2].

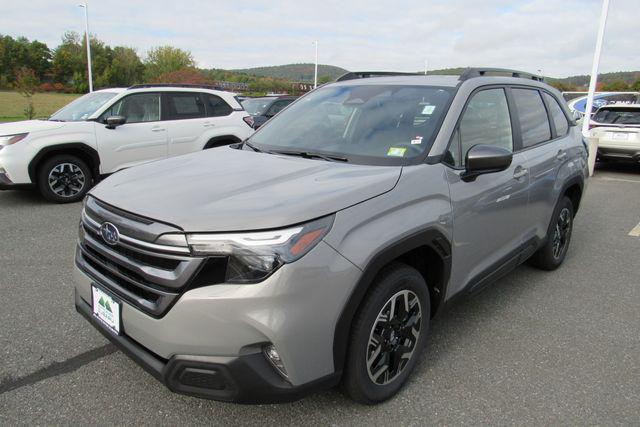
[[75, 290, 339, 403], [74, 239, 361, 402]]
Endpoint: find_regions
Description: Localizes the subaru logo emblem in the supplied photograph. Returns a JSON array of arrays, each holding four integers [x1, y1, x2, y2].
[[100, 222, 119, 245]]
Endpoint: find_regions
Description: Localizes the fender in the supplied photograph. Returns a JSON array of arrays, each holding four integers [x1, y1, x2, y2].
[[558, 174, 585, 214], [28, 143, 101, 183], [203, 135, 242, 150], [332, 228, 452, 373]]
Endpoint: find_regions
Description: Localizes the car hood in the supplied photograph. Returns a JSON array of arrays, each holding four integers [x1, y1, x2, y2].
[[90, 147, 402, 232], [0, 119, 66, 135]]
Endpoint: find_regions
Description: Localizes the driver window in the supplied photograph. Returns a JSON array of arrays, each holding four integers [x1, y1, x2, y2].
[[447, 88, 513, 167], [101, 93, 161, 124]]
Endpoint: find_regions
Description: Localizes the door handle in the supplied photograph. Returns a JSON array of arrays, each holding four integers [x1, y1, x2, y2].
[[151, 127, 165, 132], [556, 150, 567, 161], [513, 166, 528, 179], [203, 122, 215, 128]]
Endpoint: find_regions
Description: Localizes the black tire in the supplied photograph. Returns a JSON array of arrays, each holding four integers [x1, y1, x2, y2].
[[37, 154, 92, 203], [528, 196, 574, 270], [343, 262, 430, 404]]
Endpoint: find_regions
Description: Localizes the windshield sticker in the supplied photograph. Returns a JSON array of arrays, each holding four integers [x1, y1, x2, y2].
[[387, 147, 407, 157], [411, 136, 423, 145], [421, 105, 436, 115]]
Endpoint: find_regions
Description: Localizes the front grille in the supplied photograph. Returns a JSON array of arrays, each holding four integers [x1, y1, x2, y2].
[[76, 196, 227, 317]]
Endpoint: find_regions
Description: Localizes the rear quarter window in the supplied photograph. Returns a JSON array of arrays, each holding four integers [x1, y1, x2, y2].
[[543, 92, 569, 136], [512, 88, 551, 148]]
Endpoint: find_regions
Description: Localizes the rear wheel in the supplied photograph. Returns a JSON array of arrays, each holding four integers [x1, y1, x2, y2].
[[529, 196, 574, 270], [343, 262, 430, 404], [37, 155, 92, 203]]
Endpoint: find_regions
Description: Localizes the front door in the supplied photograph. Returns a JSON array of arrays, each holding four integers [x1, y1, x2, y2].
[[95, 92, 167, 174], [444, 87, 531, 297]]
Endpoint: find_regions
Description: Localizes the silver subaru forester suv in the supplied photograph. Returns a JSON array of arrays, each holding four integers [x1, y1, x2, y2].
[[74, 68, 588, 404]]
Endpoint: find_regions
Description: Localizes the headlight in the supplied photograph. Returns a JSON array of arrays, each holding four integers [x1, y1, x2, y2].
[[186, 215, 334, 283], [0, 133, 29, 146]]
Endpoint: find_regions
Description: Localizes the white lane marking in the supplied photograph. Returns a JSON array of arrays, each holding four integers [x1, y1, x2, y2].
[[629, 222, 640, 237], [599, 177, 640, 184]]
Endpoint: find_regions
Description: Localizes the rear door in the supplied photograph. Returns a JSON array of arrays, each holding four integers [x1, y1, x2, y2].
[[94, 92, 167, 173], [164, 91, 208, 157], [444, 87, 531, 296], [509, 88, 571, 242]]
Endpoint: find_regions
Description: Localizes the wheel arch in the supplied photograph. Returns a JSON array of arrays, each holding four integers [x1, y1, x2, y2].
[[560, 175, 584, 216], [28, 143, 100, 183], [203, 135, 242, 150], [332, 228, 452, 373]]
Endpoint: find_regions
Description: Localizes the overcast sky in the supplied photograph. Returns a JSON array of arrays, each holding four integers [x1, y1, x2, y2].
[[3, 0, 637, 77]]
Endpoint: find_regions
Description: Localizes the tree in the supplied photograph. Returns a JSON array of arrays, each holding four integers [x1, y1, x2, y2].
[[108, 46, 144, 86], [151, 68, 209, 84], [144, 46, 195, 81], [318, 75, 333, 84], [15, 67, 39, 119], [51, 32, 84, 84], [631, 80, 640, 92], [600, 80, 629, 92], [0, 34, 51, 83]]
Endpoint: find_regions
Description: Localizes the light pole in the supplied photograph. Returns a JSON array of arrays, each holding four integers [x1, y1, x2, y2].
[[313, 40, 318, 89], [78, 3, 93, 92], [424, 59, 428, 75], [583, 0, 610, 176]]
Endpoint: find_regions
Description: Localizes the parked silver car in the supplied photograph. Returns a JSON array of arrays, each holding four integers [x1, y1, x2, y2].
[[74, 68, 588, 404]]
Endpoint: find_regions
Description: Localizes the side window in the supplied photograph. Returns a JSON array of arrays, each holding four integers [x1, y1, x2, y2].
[[267, 100, 290, 116], [100, 93, 161, 124], [446, 88, 513, 167], [543, 92, 569, 136], [165, 92, 206, 120], [512, 89, 551, 147], [204, 94, 232, 117]]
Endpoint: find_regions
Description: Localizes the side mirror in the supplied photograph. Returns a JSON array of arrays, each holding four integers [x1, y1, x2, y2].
[[105, 115, 126, 129], [461, 144, 513, 182]]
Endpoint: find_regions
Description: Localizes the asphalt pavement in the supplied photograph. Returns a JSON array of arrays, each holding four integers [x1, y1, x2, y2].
[[1, 164, 639, 425]]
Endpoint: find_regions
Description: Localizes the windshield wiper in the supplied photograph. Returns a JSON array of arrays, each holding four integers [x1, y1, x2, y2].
[[243, 140, 266, 153], [271, 149, 349, 163]]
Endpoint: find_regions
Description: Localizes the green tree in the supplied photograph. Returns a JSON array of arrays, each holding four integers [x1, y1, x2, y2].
[[15, 67, 39, 119], [0, 34, 51, 83], [144, 46, 195, 81], [51, 32, 84, 84], [632, 80, 640, 92], [600, 80, 629, 92], [318, 75, 333, 84]]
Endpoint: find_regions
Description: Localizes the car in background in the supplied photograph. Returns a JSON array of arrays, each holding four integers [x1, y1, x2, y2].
[[0, 84, 254, 203], [241, 96, 297, 129], [590, 104, 640, 163]]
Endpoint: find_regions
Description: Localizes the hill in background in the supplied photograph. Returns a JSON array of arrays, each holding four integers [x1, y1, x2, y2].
[[233, 64, 640, 91], [234, 63, 348, 81]]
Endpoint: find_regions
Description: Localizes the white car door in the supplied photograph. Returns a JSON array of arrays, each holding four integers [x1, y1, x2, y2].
[[95, 92, 167, 174], [165, 92, 209, 157]]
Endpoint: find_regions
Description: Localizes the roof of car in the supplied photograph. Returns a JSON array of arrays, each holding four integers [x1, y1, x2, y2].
[[596, 103, 640, 110], [331, 75, 462, 87]]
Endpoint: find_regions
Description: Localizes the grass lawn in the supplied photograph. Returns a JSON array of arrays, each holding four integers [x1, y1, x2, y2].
[[0, 90, 81, 123]]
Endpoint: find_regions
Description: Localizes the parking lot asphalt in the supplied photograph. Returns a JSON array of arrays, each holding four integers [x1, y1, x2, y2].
[[1, 164, 639, 425]]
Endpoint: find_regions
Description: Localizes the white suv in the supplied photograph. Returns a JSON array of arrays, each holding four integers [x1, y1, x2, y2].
[[0, 85, 254, 202]]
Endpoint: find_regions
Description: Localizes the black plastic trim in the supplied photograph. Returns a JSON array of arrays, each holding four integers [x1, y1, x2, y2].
[[332, 228, 451, 373], [0, 173, 34, 190], [203, 135, 242, 150], [28, 143, 101, 183]]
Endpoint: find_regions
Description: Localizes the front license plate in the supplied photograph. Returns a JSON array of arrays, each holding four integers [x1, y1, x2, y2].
[[611, 132, 629, 140], [92, 285, 121, 335]]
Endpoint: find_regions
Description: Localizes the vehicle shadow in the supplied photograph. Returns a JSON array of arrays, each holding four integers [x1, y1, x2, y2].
[[595, 161, 640, 176], [0, 189, 81, 207]]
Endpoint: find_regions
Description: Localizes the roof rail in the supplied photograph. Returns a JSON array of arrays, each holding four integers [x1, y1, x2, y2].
[[458, 68, 544, 82], [127, 83, 226, 91], [336, 71, 422, 82]]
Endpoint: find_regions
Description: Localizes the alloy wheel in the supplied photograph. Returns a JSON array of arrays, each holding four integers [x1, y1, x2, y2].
[[48, 163, 86, 198], [366, 289, 422, 386], [552, 207, 572, 259]]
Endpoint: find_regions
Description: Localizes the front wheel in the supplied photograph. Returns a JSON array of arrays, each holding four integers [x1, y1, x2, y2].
[[343, 262, 430, 404], [37, 155, 92, 203]]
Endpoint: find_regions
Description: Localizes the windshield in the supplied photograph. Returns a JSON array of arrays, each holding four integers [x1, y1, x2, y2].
[[241, 98, 276, 116], [246, 85, 454, 165], [593, 107, 640, 125], [49, 91, 119, 121]]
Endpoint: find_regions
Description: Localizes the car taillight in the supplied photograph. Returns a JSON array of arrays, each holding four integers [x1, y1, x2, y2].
[[242, 116, 254, 128]]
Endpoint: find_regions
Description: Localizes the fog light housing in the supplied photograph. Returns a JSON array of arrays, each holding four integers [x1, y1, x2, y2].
[[263, 344, 288, 378]]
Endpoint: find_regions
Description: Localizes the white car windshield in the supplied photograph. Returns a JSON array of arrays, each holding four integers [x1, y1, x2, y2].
[[49, 91, 119, 122]]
